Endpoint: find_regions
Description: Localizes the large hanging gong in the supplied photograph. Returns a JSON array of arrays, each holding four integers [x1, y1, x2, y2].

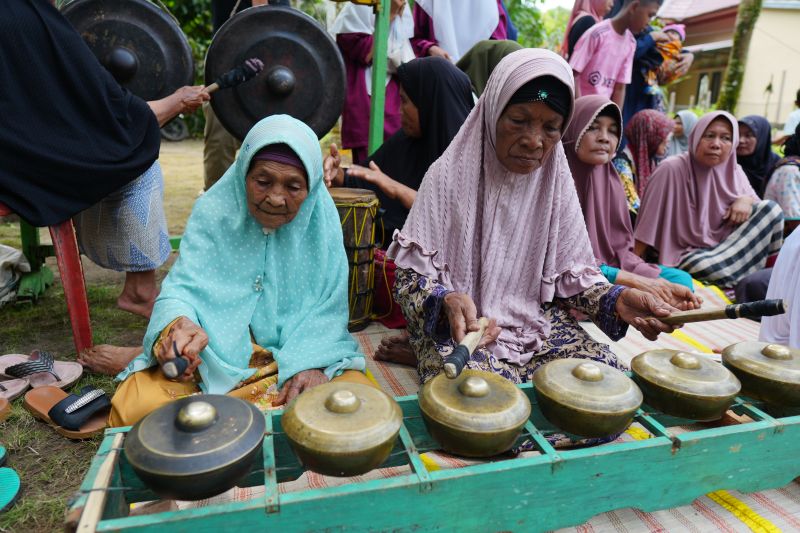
[[205, 6, 346, 140], [62, 0, 194, 101]]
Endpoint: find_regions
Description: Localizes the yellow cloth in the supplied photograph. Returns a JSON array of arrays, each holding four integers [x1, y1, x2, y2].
[[109, 360, 376, 428]]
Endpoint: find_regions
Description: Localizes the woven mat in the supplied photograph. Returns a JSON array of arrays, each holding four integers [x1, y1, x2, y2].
[[178, 282, 800, 531]]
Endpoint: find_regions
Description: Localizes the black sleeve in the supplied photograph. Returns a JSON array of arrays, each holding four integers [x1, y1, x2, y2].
[[342, 169, 376, 193], [568, 16, 596, 58]]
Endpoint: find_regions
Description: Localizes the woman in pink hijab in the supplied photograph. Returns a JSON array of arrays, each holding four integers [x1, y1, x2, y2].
[[564, 95, 700, 309], [561, 0, 615, 59], [385, 49, 676, 388], [634, 111, 784, 288]]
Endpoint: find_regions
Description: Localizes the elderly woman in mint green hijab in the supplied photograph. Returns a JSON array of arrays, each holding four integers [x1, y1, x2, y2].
[[109, 115, 366, 427]]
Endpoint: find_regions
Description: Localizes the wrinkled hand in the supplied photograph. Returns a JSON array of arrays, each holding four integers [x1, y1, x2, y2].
[[175, 85, 210, 114], [273, 369, 329, 406], [428, 45, 452, 61], [724, 197, 752, 225], [323, 143, 343, 188], [154, 316, 207, 381], [442, 292, 502, 347], [632, 276, 702, 311], [615, 288, 678, 341]]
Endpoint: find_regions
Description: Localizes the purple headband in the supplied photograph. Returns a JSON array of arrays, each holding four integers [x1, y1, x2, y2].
[[251, 143, 306, 172]]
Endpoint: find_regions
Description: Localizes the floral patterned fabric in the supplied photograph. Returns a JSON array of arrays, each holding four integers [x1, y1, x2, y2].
[[394, 268, 628, 385]]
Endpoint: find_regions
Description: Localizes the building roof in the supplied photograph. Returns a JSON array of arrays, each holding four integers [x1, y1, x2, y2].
[[658, 0, 740, 21], [683, 39, 733, 54]]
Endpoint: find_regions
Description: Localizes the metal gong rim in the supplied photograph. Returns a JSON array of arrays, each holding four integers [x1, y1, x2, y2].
[[205, 5, 346, 140], [62, 0, 194, 101]]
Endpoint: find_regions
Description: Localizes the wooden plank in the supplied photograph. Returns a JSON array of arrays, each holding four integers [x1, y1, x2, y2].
[[76, 433, 125, 532], [262, 411, 279, 513], [82, 391, 800, 532]]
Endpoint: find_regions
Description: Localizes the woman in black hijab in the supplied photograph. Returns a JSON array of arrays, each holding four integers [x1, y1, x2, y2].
[[323, 56, 474, 246], [737, 115, 781, 196]]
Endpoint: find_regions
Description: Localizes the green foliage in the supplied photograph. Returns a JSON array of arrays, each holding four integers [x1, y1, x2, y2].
[[717, 0, 763, 114], [541, 7, 570, 51], [506, 0, 546, 49], [161, 0, 213, 136]]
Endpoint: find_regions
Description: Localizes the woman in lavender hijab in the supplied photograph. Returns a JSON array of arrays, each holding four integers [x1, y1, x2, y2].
[[383, 49, 677, 386], [564, 95, 699, 308]]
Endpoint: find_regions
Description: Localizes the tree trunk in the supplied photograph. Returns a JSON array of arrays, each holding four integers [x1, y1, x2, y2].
[[717, 0, 763, 113]]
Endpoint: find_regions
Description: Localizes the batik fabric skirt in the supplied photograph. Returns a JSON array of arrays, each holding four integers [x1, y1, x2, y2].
[[73, 161, 170, 272]]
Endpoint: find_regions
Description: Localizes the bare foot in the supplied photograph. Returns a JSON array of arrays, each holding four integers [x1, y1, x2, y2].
[[78, 345, 142, 376], [374, 331, 416, 366], [117, 294, 156, 318], [117, 270, 158, 318]]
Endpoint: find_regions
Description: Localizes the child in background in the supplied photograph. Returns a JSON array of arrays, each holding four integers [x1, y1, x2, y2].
[[569, 0, 663, 109], [644, 23, 686, 94]]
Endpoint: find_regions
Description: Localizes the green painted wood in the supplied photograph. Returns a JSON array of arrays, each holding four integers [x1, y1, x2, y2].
[[261, 408, 279, 513], [367, 0, 390, 154], [76, 389, 800, 532]]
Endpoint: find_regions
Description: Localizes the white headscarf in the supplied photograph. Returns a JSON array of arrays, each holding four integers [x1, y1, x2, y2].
[[415, 0, 500, 62], [760, 230, 800, 348], [332, 3, 415, 95]]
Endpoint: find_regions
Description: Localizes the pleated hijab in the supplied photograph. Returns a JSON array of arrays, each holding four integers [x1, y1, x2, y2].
[[389, 49, 605, 365]]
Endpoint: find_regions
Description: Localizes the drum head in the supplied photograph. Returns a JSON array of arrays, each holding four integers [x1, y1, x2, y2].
[[329, 188, 378, 205], [62, 0, 194, 101], [206, 6, 346, 141]]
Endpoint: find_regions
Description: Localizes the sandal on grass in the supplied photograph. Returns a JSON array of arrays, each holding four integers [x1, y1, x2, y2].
[[0, 377, 30, 402], [0, 350, 82, 389], [0, 467, 21, 512], [23, 385, 110, 440], [0, 396, 11, 422], [0, 445, 5, 467]]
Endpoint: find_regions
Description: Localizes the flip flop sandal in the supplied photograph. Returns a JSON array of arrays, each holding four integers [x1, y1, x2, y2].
[[0, 350, 83, 389], [0, 396, 11, 423], [23, 385, 110, 440], [0, 467, 21, 512], [0, 377, 30, 402], [0, 445, 6, 467]]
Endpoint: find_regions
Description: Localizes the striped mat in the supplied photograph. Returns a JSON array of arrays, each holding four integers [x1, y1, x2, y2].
[[178, 282, 800, 531]]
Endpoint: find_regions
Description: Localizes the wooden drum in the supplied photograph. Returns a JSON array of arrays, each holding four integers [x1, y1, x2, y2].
[[329, 188, 378, 331]]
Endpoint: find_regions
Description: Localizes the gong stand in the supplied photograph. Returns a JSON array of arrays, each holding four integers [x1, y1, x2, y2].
[[68, 383, 800, 532]]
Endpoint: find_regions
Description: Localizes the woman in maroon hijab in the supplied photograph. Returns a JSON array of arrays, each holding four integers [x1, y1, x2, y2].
[[564, 96, 699, 309], [634, 111, 784, 288]]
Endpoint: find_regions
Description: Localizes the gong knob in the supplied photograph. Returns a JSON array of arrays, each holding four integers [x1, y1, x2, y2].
[[670, 352, 702, 370], [175, 401, 217, 432], [762, 344, 792, 360], [572, 362, 604, 382], [458, 376, 490, 398], [325, 389, 362, 414], [105, 47, 139, 84], [266, 66, 296, 96]]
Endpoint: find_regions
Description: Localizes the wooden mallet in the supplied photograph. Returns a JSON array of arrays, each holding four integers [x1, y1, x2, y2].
[[661, 299, 789, 326], [203, 57, 264, 95], [443, 317, 490, 379]]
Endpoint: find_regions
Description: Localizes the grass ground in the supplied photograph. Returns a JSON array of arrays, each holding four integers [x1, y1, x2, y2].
[[0, 132, 345, 531], [0, 140, 202, 532]]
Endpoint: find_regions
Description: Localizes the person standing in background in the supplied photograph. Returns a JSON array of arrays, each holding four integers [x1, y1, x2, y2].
[[203, 0, 289, 190], [773, 89, 800, 146], [410, 0, 508, 62], [569, 0, 661, 110], [561, 0, 615, 60], [332, 0, 414, 164]]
